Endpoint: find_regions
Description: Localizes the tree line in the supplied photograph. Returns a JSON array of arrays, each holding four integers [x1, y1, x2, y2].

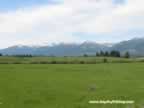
[[0, 54, 33, 57], [0, 50, 130, 58], [84, 50, 130, 58]]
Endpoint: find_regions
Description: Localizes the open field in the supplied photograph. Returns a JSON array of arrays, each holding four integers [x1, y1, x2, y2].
[[0, 56, 142, 64], [0, 63, 144, 108]]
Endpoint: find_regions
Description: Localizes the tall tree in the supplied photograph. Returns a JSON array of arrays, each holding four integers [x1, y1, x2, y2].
[[110, 50, 120, 57], [104, 51, 109, 57], [96, 52, 100, 57], [100, 51, 104, 56], [124, 51, 130, 58]]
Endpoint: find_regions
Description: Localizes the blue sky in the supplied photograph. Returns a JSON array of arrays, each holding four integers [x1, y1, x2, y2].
[[113, 0, 125, 4], [0, 0, 144, 48], [0, 0, 51, 11], [0, 0, 124, 10]]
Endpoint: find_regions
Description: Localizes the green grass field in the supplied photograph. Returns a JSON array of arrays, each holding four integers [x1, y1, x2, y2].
[[0, 63, 144, 108], [0, 56, 139, 64]]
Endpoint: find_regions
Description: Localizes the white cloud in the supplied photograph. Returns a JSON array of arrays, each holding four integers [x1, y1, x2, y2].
[[0, 0, 144, 48], [111, 0, 144, 32]]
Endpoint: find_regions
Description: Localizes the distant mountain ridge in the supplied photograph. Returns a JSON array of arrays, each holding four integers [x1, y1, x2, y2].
[[0, 38, 144, 56], [111, 38, 144, 56]]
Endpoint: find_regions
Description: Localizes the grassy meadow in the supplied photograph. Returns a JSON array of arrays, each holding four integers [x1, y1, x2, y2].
[[0, 56, 141, 64], [0, 63, 144, 108]]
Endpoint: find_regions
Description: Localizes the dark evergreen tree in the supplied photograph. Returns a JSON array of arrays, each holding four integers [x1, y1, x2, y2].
[[83, 54, 88, 57], [110, 50, 120, 57], [124, 51, 130, 58], [100, 51, 104, 56], [96, 52, 100, 57], [104, 51, 109, 57]]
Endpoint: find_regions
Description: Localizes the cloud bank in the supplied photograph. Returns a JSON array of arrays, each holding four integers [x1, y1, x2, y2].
[[0, 0, 144, 48]]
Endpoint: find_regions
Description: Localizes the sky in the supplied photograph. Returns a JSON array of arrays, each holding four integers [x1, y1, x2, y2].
[[0, 0, 144, 48]]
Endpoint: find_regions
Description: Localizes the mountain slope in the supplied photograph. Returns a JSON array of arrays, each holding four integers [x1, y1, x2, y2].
[[0, 42, 109, 56], [1, 38, 144, 56], [111, 38, 144, 56]]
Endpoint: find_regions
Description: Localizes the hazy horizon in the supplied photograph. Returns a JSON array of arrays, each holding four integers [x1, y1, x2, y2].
[[1, 36, 143, 50]]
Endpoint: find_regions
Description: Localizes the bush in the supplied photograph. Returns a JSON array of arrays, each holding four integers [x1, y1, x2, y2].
[[13, 62, 22, 64], [103, 58, 108, 63], [80, 61, 85, 64], [51, 61, 57, 64]]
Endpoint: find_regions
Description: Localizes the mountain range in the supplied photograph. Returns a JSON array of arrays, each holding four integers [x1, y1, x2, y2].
[[1, 38, 144, 56]]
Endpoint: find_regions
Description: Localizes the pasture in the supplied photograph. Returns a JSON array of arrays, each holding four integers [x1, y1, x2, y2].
[[0, 56, 139, 64], [0, 63, 144, 108]]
